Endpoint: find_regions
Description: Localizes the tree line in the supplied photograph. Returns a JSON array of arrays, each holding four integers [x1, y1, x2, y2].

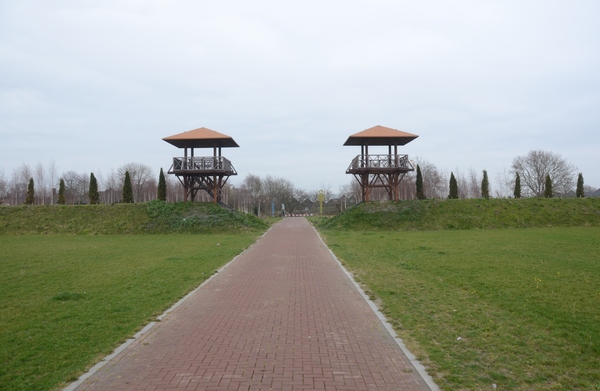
[[0, 162, 187, 206], [0, 150, 595, 209], [414, 150, 592, 200]]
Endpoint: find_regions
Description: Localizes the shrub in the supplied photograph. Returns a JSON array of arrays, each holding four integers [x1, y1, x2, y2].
[[544, 175, 553, 198], [481, 170, 490, 199], [89, 173, 100, 204], [122, 171, 134, 203], [449, 172, 458, 199], [157, 168, 167, 201], [25, 178, 34, 205]]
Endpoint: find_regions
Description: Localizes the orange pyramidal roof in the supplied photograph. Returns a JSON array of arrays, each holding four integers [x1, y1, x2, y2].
[[344, 125, 418, 146], [163, 127, 239, 149]]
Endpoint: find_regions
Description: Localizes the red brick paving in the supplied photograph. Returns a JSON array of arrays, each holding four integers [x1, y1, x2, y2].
[[71, 218, 432, 390]]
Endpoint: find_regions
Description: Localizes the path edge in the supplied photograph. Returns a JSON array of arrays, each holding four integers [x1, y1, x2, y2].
[[63, 227, 272, 391], [312, 222, 441, 391]]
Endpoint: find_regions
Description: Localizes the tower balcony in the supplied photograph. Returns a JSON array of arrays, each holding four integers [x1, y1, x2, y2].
[[169, 156, 237, 176], [346, 154, 413, 174]]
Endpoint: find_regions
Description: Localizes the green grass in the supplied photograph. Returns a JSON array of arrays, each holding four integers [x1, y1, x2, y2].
[[0, 201, 267, 235], [0, 233, 261, 391], [2, 199, 599, 390], [319, 198, 600, 231], [320, 227, 600, 390]]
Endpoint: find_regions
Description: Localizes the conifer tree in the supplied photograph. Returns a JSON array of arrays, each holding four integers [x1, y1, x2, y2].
[[544, 174, 553, 198], [576, 173, 585, 198], [481, 169, 490, 199], [157, 168, 167, 201], [448, 172, 458, 199], [89, 173, 100, 204], [514, 173, 521, 199], [58, 178, 66, 204], [25, 178, 35, 204], [122, 171, 134, 203], [415, 165, 425, 200]]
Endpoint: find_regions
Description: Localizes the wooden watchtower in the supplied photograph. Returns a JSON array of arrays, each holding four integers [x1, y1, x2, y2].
[[163, 127, 239, 204], [344, 125, 418, 202]]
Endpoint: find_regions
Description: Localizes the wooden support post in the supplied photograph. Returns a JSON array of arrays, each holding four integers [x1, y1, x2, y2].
[[361, 145, 365, 167], [213, 175, 217, 204], [185, 176, 190, 202]]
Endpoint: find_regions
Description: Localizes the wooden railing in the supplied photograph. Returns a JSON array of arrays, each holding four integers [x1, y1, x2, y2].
[[347, 154, 413, 172], [170, 156, 237, 174]]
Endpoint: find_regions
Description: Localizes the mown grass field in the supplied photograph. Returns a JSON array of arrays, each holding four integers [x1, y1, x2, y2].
[[0, 233, 262, 391], [319, 227, 600, 390]]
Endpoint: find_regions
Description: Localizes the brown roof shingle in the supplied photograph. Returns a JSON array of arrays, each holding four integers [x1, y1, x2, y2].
[[163, 127, 239, 149], [344, 125, 418, 146]]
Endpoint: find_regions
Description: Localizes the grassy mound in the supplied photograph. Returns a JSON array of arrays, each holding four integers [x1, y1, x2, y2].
[[0, 201, 267, 235], [319, 197, 600, 230]]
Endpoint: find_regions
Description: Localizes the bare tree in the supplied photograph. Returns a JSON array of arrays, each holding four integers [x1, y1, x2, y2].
[[47, 160, 57, 204], [338, 183, 352, 198], [9, 164, 32, 205], [9, 171, 21, 205], [238, 174, 296, 216], [399, 172, 416, 200], [102, 169, 120, 204], [350, 179, 363, 200], [264, 175, 295, 214], [166, 174, 184, 202], [466, 168, 481, 199], [35, 163, 46, 205], [141, 177, 157, 202], [512, 150, 577, 197], [62, 171, 88, 204], [0, 170, 7, 204], [241, 174, 263, 214], [414, 157, 447, 199], [454, 169, 468, 199], [99, 172, 108, 204], [583, 185, 597, 196], [236, 184, 252, 214], [494, 167, 514, 198]]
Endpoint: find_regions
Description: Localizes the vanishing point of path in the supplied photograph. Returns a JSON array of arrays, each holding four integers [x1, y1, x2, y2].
[[70, 218, 435, 391]]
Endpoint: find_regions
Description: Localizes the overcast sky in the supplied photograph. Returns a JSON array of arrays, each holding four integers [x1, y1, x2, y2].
[[1, 1, 599, 194]]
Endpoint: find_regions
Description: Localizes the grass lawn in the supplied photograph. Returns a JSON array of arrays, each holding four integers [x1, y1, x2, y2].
[[320, 227, 600, 390], [0, 233, 261, 391]]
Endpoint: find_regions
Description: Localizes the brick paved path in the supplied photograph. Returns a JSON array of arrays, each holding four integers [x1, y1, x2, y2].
[[71, 218, 432, 391]]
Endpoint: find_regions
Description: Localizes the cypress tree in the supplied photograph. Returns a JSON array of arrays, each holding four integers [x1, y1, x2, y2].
[[89, 173, 100, 204], [449, 172, 458, 199], [25, 178, 35, 205], [544, 174, 553, 198], [58, 178, 66, 204], [576, 173, 585, 198], [122, 171, 134, 203], [481, 169, 490, 199], [157, 168, 167, 201], [415, 165, 425, 200], [514, 173, 521, 199]]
